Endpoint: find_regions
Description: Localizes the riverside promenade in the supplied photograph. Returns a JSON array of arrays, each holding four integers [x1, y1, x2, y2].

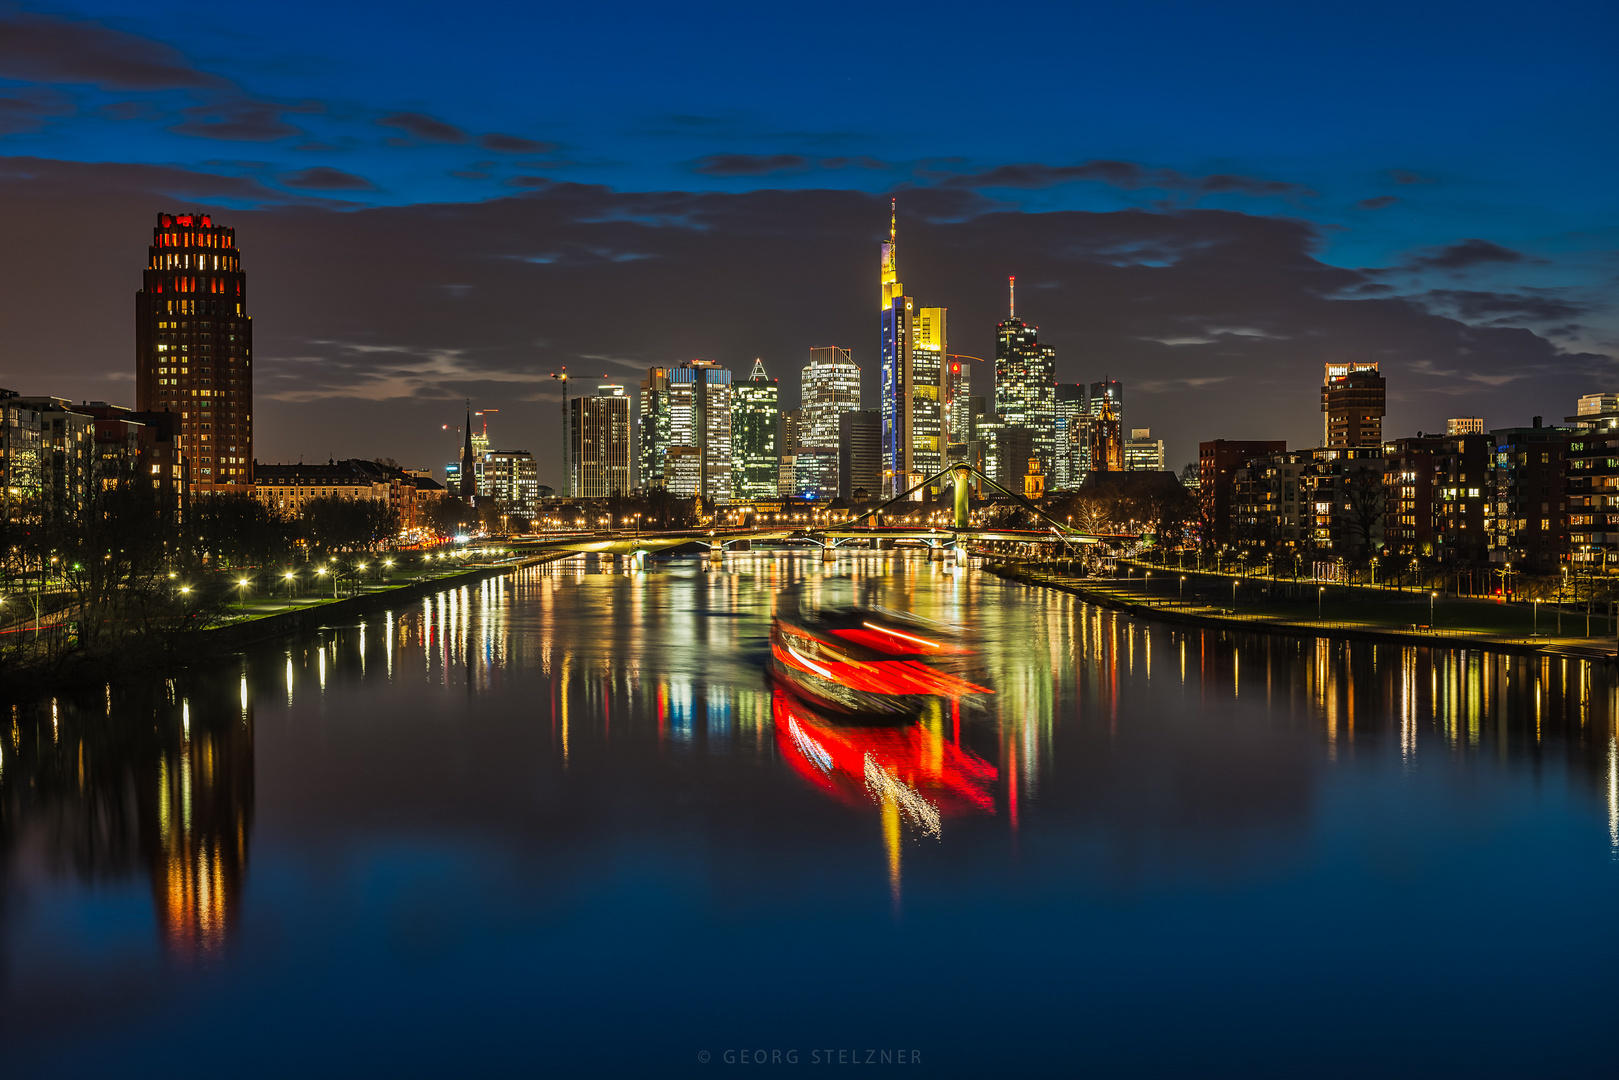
[[986, 561, 1617, 662]]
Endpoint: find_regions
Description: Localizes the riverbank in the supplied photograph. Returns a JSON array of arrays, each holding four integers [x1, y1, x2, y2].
[[0, 551, 578, 696], [191, 551, 575, 652], [985, 561, 1617, 661]]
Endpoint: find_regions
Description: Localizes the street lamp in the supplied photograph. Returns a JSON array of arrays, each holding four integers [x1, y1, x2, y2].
[[1318, 585, 1325, 620], [1179, 574, 1186, 599], [236, 577, 250, 614], [1430, 590, 1436, 628], [283, 570, 295, 600]]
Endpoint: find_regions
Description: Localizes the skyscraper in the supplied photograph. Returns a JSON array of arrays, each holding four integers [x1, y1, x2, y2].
[[642, 360, 732, 501], [994, 277, 1056, 475], [570, 384, 632, 497], [879, 202, 947, 496], [1321, 363, 1385, 448], [1053, 383, 1089, 490], [943, 356, 971, 449], [732, 359, 780, 501], [839, 409, 882, 501], [135, 212, 253, 494], [801, 347, 860, 447]]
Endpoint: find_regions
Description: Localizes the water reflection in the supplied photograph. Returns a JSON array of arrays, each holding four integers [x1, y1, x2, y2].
[[1, 674, 253, 963], [3, 551, 1619, 1073]]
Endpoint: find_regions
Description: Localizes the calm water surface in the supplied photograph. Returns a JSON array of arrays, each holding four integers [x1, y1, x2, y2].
[[4, 553, 1617, 1078]]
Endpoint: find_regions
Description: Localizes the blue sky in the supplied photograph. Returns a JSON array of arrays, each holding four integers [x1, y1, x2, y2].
[[1, 0, 1615, 476]]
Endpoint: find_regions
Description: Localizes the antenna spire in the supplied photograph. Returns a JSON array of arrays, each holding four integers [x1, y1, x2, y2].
[[1009, 275, 1016, 319], [890, 197, 896, 243]]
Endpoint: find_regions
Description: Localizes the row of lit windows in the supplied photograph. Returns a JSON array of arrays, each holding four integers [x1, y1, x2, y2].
[[155, 230, 233, 250], [152, 253, 240, 271]]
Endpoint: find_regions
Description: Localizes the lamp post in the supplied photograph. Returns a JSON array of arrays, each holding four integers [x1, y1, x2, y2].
[[237, 577, 250, 614], [1179, 574, 1186, 600], [1232, 578, 1238, 607], [1318, 585, 1324, 621], [1430, 590, 1436, 628], [283, 570, 295, 601]]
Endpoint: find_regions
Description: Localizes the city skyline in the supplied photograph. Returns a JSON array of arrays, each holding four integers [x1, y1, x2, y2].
[[2, 5, 1615, 490]]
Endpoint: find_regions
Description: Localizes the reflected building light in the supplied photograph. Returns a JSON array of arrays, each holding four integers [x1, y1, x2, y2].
[[864, 754, 941, 837], [1608, 735, 1617, 852]]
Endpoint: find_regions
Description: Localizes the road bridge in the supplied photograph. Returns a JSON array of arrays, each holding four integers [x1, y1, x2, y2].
[[501, 465, 1134, 565]]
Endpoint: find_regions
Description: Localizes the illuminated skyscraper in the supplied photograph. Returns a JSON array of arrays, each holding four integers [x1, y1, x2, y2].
[[1053, 383, 1089, 490], [1321, 362, 1386, 448], [135, 212, 252, 494], [802, 347, 860, 447], [943, 356, 971, 449], [732, 359, 780, 501], [995, 277, 1056, 476], [570, 384, 632, 497], [879, 203, 947, 496], [643, 360, 732, 501]]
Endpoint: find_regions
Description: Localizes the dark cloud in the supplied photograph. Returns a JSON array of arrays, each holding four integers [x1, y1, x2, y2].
[[1422, 289, 1587, 324], [1401, 238, 1532, 272], [1357, 195, 1398, 210], [277, 166, 377, 191], [378, 112, 467, 144], [941, 160, 1316, 200], [0, 167, 1609, 485], [170, 100, 316, 141], [95, 100, 162, 122], [0, 91, 72, 135], [691, 153, 812, 177], [1389, 169, 1429, 185], [479, 133, 556, 154], [0, 11, 222, 90], [451, 169, 493, 180], [821, 156, 888, 170]]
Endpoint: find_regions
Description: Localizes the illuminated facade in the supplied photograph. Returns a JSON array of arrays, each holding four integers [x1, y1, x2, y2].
[[1053, 383, 1088, 490], [639, 367, 673, 489], [569, 384, 632, 497], [1321, 362, 1385, 448], [644, 361, 732, 501], [994, 277, 1056, 475], [135, 213, 253, 494], [1124, 428, 1165, 472], [485, 450, 543, 516], [802, 347, 860, 448], [879, 204, 948, 496], [732, 360, 780, 501], [1089, 380, 1123, 472]]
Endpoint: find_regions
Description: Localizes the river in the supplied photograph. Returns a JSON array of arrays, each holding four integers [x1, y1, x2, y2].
[[3, 552, 1617, 1077]]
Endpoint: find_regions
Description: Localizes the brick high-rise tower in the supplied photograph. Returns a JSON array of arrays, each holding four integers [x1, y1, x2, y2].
[[135, 212, 253, 494]]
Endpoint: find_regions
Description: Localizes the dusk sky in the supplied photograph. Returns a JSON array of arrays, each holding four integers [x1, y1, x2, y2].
[[1, 0, 1615, 486]]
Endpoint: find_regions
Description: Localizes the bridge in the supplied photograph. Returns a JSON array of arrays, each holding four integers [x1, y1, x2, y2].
[[502, 465, 1133, 564]]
